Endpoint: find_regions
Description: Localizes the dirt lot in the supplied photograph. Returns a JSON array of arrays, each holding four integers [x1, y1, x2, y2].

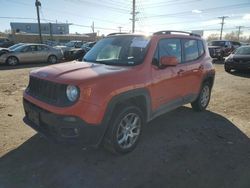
[[0, 63, 250, 188]]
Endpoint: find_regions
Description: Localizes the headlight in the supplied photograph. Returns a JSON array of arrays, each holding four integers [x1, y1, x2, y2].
[[66, 85, 79, 102]]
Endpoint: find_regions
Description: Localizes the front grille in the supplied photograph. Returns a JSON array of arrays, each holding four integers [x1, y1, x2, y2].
[[27, 76, 68, 106]]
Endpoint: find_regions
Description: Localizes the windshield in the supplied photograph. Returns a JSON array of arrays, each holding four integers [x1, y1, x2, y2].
[[235, 47, 250, 55], [13, 45, 27, 52], [209, 41, 226, 47], [65, 41, 75, 47], [9, 43, 23, 50], [83, 36, 150, 66]]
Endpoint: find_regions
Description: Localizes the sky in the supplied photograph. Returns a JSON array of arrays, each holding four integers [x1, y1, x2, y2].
[[0, 0, 250, 38]]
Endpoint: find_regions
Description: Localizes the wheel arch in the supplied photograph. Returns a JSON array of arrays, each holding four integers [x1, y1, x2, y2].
[[5, 55, 19, 64], [103, 88, 152, 126]]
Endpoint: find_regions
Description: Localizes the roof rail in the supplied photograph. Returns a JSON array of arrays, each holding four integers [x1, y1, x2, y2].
[[107, 32, 129, 36], [153, 30, 201, 37]]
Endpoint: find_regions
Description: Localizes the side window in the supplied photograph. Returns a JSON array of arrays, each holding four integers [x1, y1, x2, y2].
[[159, 39, 182, 63], [37, 45, 49, 51], [183, 39, 199, 62], [198, 40, 205, 56], [23, 46, 37, 52]]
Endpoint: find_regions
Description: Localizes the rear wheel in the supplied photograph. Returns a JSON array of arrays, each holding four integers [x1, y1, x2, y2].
[[6, 56, 19, 66], [104, 105, 144, 154], [191, 82, 211, 111], [47, 55, 57, 64]]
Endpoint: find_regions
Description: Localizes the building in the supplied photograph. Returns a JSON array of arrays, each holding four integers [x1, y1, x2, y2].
[[10, 22, 70, 35]]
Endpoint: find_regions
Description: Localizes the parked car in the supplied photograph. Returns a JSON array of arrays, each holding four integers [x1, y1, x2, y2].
[[224, 46, 250, 72], [208, 40, 241, 60], [64, 48, 87, 61], [55, 40, 84, 53], [63, 41, 96, 61], [0, 43, 24, 56], [81, 41, 96, 52], [0, 44, 63, 66], [0, 38, 14, 48], [23, 31, 215, 154]]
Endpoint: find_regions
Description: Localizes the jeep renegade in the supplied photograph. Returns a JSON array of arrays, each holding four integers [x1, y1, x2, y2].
[[23, 31, 215, 154]]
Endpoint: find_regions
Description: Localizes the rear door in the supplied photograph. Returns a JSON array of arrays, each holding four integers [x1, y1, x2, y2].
[[37, 45, 50, 62], [178, 39, 204, 102]]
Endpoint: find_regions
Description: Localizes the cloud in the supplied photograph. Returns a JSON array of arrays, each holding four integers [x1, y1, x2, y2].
[[192, 9, 202, 14], [243, 14, 250, 20]]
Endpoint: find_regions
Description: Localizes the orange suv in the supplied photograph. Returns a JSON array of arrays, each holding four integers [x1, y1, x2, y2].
[[23, 31, 215, 154]]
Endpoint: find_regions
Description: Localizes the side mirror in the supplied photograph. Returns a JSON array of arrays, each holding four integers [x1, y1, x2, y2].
[[160, 56, 178, 67]]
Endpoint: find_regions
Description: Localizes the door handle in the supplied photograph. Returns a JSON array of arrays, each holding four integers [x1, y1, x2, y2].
[[177, 69, 184, 75], [199, 65, 204, 70]]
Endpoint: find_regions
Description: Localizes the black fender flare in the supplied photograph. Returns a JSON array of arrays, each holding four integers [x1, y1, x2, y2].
[[96, 88, 152, 146]]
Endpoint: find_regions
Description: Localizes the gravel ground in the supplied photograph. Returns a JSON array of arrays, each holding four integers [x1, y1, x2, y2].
[[0, 62, 249, 188]]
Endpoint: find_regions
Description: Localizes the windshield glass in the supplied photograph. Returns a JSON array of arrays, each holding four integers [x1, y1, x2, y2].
[[83, 36, 150, 66], [9, 43, 23, 50], [13, 45, 27, 52], [210, 41, 226, 46], [65, 41, 75, 47], [235, 47, 250, 55]]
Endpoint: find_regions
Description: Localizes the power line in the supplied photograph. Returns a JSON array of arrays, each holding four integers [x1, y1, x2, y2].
[[140, 3, 250, 19]]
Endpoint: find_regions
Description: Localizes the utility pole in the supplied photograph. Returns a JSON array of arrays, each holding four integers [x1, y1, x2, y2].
[[118, 26, 122, 33], [49, 22, 53, 40], [132, 0, 135, 33], [130, 0, 138, 33], [218, 16, 228, 40], [236, 26, 244, 41], [91, 21, 95, 34], [35, 0, 42, 43]]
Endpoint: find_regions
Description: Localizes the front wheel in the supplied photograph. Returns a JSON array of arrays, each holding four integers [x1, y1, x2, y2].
[[104, 105, 144, 154], [191, 82, 211, 111], [224, 65, 231, 73], [6, 56, 19, 66], [47, 55, 57, 64]]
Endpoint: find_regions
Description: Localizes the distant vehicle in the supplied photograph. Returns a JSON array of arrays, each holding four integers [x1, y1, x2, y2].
[[224, 46, 250, 72], [63, 41, 95, 61], [55, 40, 84, 53], [0, 43, 24, 56], [208, 40, 241, 60], [0, 44, 63, 66], [64, 48, 87, 61], [81, 41, 96, 52], [0, 38, 14, 48], [240, 42, 250, 46]]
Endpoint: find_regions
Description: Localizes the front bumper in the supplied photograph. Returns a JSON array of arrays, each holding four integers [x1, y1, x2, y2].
[[23, 99, 105, 146], [225, 61, 250, 70], [0, 56, 6, 64]]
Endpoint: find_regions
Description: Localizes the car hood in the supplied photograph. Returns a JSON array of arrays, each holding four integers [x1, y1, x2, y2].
[[30, 61, 130, 85], [0, 47, 9, 51], [231, 54, 250, 61]]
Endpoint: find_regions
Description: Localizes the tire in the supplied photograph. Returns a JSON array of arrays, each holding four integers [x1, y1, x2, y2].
[[47, 55, 57, 64], [224, 65, 231, 73], [6, 56, 19, 66], [104, 105, 144, 154], [191, 82, 211, 111]]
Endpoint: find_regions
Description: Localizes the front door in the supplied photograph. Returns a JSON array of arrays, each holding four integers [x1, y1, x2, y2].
[[151, 38, 184, 112], [18, 45, 39, 63]]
